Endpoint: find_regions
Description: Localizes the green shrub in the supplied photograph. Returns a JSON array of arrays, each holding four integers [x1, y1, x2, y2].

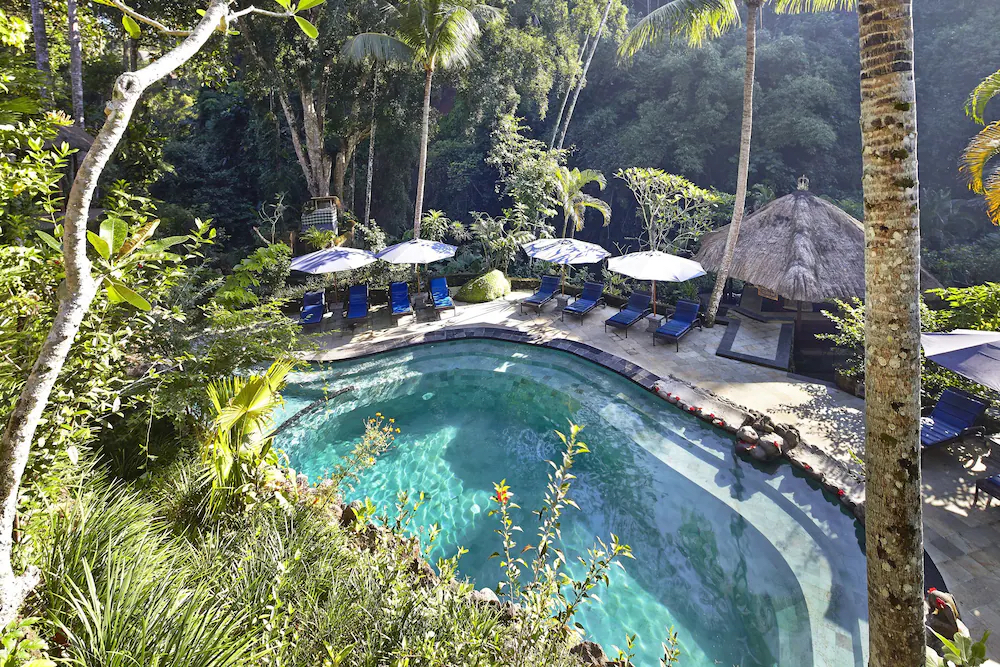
[[455, 270, 511, 303]]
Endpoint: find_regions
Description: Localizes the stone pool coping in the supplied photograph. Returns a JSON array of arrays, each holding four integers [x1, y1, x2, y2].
[[299, 324, 867, 523]]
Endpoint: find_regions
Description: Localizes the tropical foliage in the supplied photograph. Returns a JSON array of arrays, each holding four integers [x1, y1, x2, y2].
[[961, 68, 1000, 224]]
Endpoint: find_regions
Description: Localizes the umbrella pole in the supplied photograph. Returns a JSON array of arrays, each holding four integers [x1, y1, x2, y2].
[[561, 264, 566, 295], [652, 280, 657, 316]]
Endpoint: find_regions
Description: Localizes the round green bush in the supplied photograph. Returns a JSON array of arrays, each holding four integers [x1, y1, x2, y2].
[[455, 270, 511, 303]]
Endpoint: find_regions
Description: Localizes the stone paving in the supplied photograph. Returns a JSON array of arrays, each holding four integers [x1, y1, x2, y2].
[[300, 291, 1000, 654]]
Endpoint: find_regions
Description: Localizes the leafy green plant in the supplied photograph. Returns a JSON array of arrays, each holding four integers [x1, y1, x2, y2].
[[202, 359, 295, 517], [0, 617, 54, 667], [616, 167, 724, 255], [490, 424, 634, 663], [470, 207, 535, 273], [928, 630, 991, 667], [301, 227, 340, 251]]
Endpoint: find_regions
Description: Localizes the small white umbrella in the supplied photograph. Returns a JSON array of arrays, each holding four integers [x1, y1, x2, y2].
[[607, 251, 706, 315], [290, 247, 378, 301], [376, 239, 457, 295], [521, 238, 611, 294]]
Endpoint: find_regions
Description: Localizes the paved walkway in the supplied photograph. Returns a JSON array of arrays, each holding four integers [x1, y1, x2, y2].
[[302, 291, 1000, 653]]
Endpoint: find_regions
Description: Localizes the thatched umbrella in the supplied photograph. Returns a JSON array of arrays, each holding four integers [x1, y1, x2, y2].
[[695, 180, 941, 302]]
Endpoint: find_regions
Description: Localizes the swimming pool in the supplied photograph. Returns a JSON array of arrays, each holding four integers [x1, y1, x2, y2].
[[274, 340, 868, 666]]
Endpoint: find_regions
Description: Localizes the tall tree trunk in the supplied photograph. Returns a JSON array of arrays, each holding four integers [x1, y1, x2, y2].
[[0, 0, 231, 627], [549, 35, 589, 149], [555, 0, 613, 150], [332, 135, 363, 203], [413, 66, 434, 239], [67, 0, 85, 127], [300, 86, 331, 198], [857, 1, 925, 664], [29, 0, 50, 95], [364, 68, 378, 228], [704, 1, 758, 327]]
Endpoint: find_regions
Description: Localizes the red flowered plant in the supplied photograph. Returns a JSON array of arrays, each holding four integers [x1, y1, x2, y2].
[[494, 480, 512, 505]]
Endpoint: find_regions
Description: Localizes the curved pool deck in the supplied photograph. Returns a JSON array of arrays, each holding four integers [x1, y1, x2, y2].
[[296, 292, 1000, 657], [279, 340, 869, 665]]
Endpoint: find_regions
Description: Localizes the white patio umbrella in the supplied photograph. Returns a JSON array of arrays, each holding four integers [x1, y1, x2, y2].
[[521, 238, 611, 294], [921, 329, 1000, 393], [290, 247, 378, 301], [376, 239, 457, 295], [607, 251, 706, 315], [290, 247, 378, 274]]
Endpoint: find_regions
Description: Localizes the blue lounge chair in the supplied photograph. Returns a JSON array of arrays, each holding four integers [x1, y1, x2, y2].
[[974, 474, 1000, 509], [390, 281, 413, 322], [520, 275, 561, 314], [653, 299, 702, 350], [921, 388, 987, 448], [345, 285, 370, 329], [300, 290, 324, 326], [429, 277, 455, 314], [562, 281, 605, 322], [604, 291, 652, 338]]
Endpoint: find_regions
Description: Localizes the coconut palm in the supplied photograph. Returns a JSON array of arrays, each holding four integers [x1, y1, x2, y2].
[[961, 68, 1000, 224], [619, 0, 855, 325], [856, 2, 924, 664], [344, 0, 499, 239], [552, 166, 612, 238]]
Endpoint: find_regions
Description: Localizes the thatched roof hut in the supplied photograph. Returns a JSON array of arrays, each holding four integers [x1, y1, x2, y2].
[[695, 184, 941, 302]]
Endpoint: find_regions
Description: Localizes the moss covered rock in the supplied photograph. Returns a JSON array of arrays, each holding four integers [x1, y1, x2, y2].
[[455, 270, 511, 303]]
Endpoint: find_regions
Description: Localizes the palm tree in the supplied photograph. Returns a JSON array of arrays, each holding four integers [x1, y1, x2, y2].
[[961, 69, 1000, 224], [552, 166, 611, 238], [856, 1, 924, 665], [344, 0, 499, 239], [618, 0, 855, 326]]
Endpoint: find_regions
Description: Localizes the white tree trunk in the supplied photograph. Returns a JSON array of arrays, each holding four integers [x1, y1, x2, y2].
[[68, 0, 85, 127], [555, 0, 612, 150], [858, 1, 925, 664], [0, 0, 231, 626], [412, 66, 434, 239], [29, 0, 50, 95], [704, 1, 758, 327], [364, 68, 378, 227], [549, 35, 589, 149]]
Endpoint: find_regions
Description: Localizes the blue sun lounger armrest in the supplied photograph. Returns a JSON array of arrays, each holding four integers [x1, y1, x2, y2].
[[974, 474, 1000, 508], [521, 275, 561, 314], [604, 291, 652, 338], [921, 388, 987, 448], [300, 290, 325, 326], [562, 281, 605, 321], [345, 284, 370, 328], [430, 277, 455, 313], [390, 281, 413, 322], [653, 299, 702, 351]]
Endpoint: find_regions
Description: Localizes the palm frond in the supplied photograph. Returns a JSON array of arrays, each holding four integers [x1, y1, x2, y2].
[[985, 167, 1000, 225], [967, 69, 1000, 125], [773, 0, 857, 13], [433, 6, 482, 69], [578, 194, 612, 226], [577, 168, 607, 191], [961, 121, 1000, 225], [618, 0, 739, 61], [342, 32, 414, 65]]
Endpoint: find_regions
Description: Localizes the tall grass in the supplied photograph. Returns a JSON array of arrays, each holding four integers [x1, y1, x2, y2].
[[35, 466, 580, 667]]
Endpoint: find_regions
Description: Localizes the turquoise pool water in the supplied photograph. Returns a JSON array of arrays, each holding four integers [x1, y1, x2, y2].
[[274, 340, 868, 666]]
